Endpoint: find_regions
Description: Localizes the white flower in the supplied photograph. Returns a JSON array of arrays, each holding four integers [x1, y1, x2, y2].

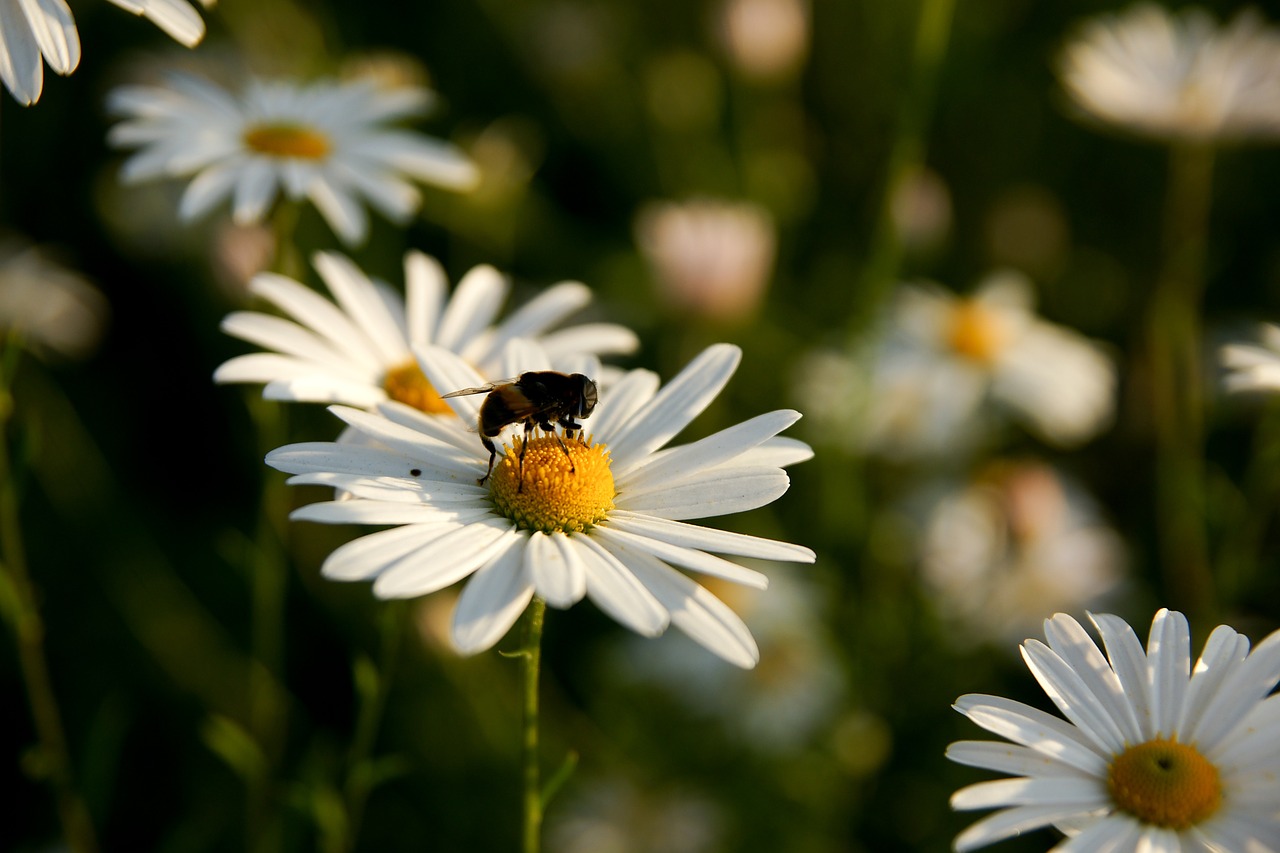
[[0, 0, 213, 106], [635, 198, 776, 324], [106, 72, 479, 245], [0, 237, 107, 360], [1059, 4, 1280, 143], [1221, 322, 1280, 393], [863, 271, 1115, 457], [215, 250, 639, 415], [948, 609, 1280, 851], [265, 343, 815, 667], [919, 460, 1125, 646]]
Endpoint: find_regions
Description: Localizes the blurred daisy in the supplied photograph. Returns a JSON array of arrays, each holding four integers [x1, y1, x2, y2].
[[266, 343, 815, 667], [547, 775, 724, 853], [635, 198, 775, 325], [0, 238, 107, 360], [863, 271, 1115, 457], [215, 250, 639, 413], [948, 609, 1280, 851], [1220, 321, 1280, 393], [919, 460, 1125, 646], [1060, 4, 1280, 143], [106, 72, 478, 246], [1, 0, 213, 105]]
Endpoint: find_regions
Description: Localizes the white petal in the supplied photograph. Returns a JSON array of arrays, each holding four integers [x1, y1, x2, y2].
[[178, 160, 241, 220], [230, 157, 278, 225], [248, 272, 384, 373], [525, 531, 586, 609], [591, 525, 769, 589], [614, 467, 791, 520], [314, 252, 410, 365], [950, 776, 1104, 811], [1057, 817, 1144, 853], [220, 311, 367, 379], [261, 376, 386, 408], [1090, 612, 1156, 740], [607, 344, 741, 471], [292, 495, 487, 525], [472, 281, 591, 365], [405, 250, 447, 348], [435, 264, 508, 353], [0, 0, 45, 105], [19, 0, 78, 74], [414, 344, 487, 421], [945, 741, 1096, 779], [618, 409, 801, 485], [616, 541, 759, 668], [1146, 608, 1191, 737], [953, 804, 1107, 852], [452, 543, 535, 654], [321, 524, 450, 581], [308, 177, 369, 246], [1188, 625, 1280, 751], [605, 511, 814, 563], [566, 535, 668, 637], [1021, 638, 1128, 755], [588, 369, 660, 443], [373, 401, 480, 456], [125, 0, 204, 46], [372, 519, 516, 599], [1179, 624, 1250, 744], [952, 693, 1109, 776], [1043, 613, 1143, 745], [538, 324, 641, 360]]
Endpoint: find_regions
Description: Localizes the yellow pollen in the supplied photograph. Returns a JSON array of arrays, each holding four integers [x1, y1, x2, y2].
[[242, 124, 332, 160], [382, 361, 453, 415], [946, 299, 1008, 364], [1107, 738, 1222, 830], [489, 435, 615, 534]]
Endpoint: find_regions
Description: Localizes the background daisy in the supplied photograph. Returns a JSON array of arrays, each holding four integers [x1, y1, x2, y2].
[[107, 72, 479, 245], [214, 249, 638, 414]]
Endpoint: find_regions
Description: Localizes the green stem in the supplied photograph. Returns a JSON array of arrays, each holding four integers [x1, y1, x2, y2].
[[849, 0, 957, 336], [520, 597, 546, 853], [0, 339, 99, 853], [341, 602, 408, 851], [1149, 141, 1216, 622]]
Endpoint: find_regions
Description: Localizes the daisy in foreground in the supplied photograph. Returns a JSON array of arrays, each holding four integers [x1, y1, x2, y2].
[[948, 609, 1280, 851], [214, 249, 638, 413], [266, 343, 815, 666], [106, 72, 478, 245], [1, 0, 214, 105]]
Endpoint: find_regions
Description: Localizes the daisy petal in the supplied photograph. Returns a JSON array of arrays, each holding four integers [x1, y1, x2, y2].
[[614, 467, 791, 520], [372, 519, 516, 599], [605, 511, 814, 563], [591, 526, 769, 589], [452, 542, 535, 655], [526, 531, 586, 609], [567, 534, 668, 637], [617, 409, 802, 484]]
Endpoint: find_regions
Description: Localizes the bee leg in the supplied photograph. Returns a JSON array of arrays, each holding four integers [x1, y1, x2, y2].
[[552, 430, 576, 474], [517, 422, 535, 493], [478, 435, 498, 486]]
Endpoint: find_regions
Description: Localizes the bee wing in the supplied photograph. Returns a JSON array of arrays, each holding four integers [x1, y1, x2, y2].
[[440, 377, 521, 399]]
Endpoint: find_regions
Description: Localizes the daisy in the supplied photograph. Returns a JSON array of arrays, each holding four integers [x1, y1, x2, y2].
[[862, 271, 1115, 457], [0, 0, 213, 106], [1059, 4, 1280, 143], [106, 72, 478, 246], [214, 249, 639, 415], [265, 342, 816, 667], [919, 460, 1125, 647], [948, 609, 1280, 851], [1221, 322, 1280, 393]]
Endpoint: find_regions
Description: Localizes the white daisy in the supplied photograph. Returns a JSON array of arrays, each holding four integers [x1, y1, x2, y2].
[[265, 342, 816, 667], [0, 0, 213, 106], [1059, 4, 1280, 143], [948, 609, 1280, 851], [106, 72, 479, 246], [919, 460, 1125, 647], [863, 271, 1115, 457], [1221, 322, 1280, 393], [214, 249, 639, 415]]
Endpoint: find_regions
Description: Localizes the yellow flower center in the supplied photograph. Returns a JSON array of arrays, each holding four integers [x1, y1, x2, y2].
[[382, 360, 453, 415], [242, 123, 332, 160], [946, 299, 1008, 364], [489, 435, 615, 534], [1107, 738, 1222, 830]]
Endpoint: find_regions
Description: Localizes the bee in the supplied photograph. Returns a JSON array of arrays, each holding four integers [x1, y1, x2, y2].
[[442, 371, 599, 491]]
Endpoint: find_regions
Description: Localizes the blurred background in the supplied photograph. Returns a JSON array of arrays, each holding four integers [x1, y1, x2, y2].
[[4, 0, 1280, 850]]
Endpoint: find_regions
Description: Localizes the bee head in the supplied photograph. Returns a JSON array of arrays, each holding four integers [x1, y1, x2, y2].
[[574, 374, 598, 418]]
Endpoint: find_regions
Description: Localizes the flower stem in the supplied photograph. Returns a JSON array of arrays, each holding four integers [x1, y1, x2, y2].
[[1149, 141, 1216, 622], [520, 597, 546, 853], [0, 338, 99, 853]]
